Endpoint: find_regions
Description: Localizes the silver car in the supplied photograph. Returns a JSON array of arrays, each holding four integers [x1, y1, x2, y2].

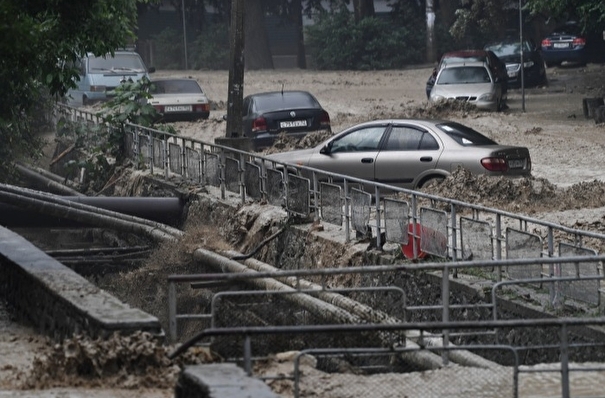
[[264, 119, 531, 189], [429, 61, 504, 111]]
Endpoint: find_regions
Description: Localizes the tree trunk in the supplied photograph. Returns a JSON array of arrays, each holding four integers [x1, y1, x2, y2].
[[426, 0, 437, 63], [244, 0, 274, 70], [292, 0, 306, 69], [353, 0, 375, 22]]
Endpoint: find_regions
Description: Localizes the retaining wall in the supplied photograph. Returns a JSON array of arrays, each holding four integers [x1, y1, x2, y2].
[[0, 226, 163, 341]]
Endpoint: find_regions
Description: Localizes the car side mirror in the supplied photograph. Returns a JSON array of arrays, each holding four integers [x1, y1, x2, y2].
[[320, 142, 332, 154], [222, 114, 228, 121], [148, 66, 156, 73]]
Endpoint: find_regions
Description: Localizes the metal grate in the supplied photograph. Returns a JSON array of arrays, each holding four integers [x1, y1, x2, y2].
[[224, 157, 240, 194], [186, 147, 201, 182], [244, 162, 262, 200], [384, 198, 409, 244], [320, 183, 343, 226], [351, 188, 371, 236], [286, 174, 310, 217], [420, 208, 448, 258], [266, 169, 284, 206], [169, 143, 182, 175], [506, 228, 543, 281]]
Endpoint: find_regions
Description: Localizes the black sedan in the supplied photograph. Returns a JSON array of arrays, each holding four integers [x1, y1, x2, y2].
[[485, 39, 547, 88], [241, 90, 331, 151]]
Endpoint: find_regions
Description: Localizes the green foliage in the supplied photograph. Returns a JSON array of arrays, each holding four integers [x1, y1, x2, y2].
[[305, 7, 424, 70], [189, 22, 230, 70], [151, 28, 184, 69], [0, 0, 143, 182], [55, 77, 179, 193], [527, 0, 605, 30]]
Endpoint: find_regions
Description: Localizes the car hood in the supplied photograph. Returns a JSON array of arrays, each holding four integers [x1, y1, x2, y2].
[[264, 147, 318, 166], [432, 83, 494, 98], [497, 52, 534, 64]]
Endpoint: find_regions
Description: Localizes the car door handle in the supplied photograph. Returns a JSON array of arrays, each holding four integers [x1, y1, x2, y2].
[[361, 158, 374, 164], [420, 156, 433, 162]]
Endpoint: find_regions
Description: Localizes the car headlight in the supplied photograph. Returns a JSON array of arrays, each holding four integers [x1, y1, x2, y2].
[[523, 61, 535, 68], [506, 64, 520, 72], [479, 93, 495, 101]]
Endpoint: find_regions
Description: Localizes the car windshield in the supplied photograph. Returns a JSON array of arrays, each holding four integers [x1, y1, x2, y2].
[[436, 122, 497, 146], [150, 80, 203, 94], [88, 53, 146, 72], [485, 41, 531, 57], [436, 66, 491, 84], [253, 92, 319, 112]]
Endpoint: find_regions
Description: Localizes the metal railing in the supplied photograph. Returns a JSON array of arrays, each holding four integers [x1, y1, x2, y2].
[[167, 317, 605, 398], [58, 104, 605, 306], [56, 105, 605, 398]]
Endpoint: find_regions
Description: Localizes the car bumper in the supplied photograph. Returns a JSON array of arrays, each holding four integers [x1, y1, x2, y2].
[[507, 68, 545, 87], [542, 49, 587, 65], [159, 111, 210, 121], [249, 129, 329, 151]]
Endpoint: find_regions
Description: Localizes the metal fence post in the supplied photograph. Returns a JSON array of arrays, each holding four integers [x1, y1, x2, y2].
[[168, 281, 177, 344]]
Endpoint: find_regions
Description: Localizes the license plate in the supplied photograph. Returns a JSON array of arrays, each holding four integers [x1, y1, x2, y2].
[[508, 159, 524, 169], [507, 71, 516, 78], [280, 120, 307, 128], [553, 43, 569, 49], [165, 105, 192, 112]]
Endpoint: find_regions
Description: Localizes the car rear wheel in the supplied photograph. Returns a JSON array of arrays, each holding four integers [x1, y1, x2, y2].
[[418, 176, 445, 189]]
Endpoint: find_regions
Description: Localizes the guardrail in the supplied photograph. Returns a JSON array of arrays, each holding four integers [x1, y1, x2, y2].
[[58, 104, 605, 283]]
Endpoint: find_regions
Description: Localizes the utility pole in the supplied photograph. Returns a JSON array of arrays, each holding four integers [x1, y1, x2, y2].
[[225, 0, 245, 139]]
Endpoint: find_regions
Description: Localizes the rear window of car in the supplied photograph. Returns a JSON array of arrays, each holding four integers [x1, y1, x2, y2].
[[88, 53, 146, 72], [551, 24, 582, 36], [437, 66, 491, 84], [435, 122, 497, 146], [252, 92, 320, 112], [150, 80, 203, 94]]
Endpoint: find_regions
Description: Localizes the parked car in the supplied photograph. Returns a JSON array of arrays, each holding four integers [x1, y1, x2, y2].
[[429, 61, 504, 111], [67, 50, 155, 106], [146, 78, 210, 121], [484, 39, 547, 88], [264, 119, 531, 190], [541, 21, 594, 67], [241, 90, 331, 151], [425, 50, 508, 99]]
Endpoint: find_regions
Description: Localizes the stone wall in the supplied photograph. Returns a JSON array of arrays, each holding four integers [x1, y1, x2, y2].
[[0, 226, 163, 341]]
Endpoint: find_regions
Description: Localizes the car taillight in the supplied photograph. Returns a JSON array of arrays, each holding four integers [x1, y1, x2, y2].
[[252, 116, 267, 132], [481, 157, 509, 172], [572, 37, 586, 46], [541, 39, 552, 47], [193, 104, 209, 112], [319, 110, 330, 128]]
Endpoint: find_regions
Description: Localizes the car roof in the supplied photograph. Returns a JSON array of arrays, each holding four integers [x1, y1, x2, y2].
[[440, 61, 489, 69], [247, 90, 314, 98], [442, 50, 488, 58], [344, 118, 451, 127], [151, 78, 198, 82]]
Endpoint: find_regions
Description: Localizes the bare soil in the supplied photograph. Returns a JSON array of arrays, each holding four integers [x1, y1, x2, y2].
[[3, 64, 605, 395]]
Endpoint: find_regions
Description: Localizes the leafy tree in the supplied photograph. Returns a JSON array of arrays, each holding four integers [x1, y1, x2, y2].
[[526, 0, 605, 30], [0, 0, 143, 182]]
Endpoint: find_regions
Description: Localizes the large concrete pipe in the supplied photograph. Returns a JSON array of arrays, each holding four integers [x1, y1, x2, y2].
[[0, 196, 185, 228]]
